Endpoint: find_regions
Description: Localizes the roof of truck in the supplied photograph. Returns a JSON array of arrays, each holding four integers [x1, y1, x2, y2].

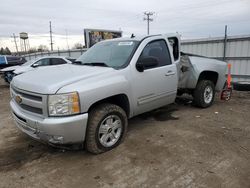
[[106, 33, 179, 42]]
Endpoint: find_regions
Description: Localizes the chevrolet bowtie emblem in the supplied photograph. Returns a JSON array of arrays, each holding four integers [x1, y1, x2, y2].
[[15, 95, 23, 104]]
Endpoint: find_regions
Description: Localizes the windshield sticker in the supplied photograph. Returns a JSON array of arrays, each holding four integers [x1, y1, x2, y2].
[[118, 42, 133, 46]]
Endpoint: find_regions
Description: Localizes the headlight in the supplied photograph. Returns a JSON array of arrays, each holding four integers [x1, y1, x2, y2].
[[48, 92, 80, 116]]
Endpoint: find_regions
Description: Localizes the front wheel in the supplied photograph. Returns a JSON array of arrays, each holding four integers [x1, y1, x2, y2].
[[4, 72, 14, 83], [193, 80, 215, 108], [85, 103, 128, 154]]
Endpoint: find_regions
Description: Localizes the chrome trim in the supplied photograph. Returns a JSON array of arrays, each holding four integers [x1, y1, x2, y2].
[[12, 112, 36, 133], [10, 86, 47, 117], [137, 90, 175, 105]]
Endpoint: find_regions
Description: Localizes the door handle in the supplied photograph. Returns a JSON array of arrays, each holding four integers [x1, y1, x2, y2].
[[165, 71, 176, 76]]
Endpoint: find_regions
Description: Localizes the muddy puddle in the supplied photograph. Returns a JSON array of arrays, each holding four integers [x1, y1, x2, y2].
[[0, 142, 56, 171], [137, 104, 179, 121]]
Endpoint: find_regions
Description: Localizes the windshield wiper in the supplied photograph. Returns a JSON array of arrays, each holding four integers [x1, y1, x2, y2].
[[72, 61, 82, 65], [82, 62, 109, 67], [72, 61, 110, 67]]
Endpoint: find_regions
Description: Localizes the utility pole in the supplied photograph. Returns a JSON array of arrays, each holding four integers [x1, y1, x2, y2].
[[143, 11, 154, 35], [12, 33, 19, 54], [65, 29, 70, 50], [223, 25, 228, 61], [49, 21, 53, 51]]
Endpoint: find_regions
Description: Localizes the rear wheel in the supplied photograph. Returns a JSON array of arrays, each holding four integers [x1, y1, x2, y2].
[[85, 103, 128, 154], [193, 80, 215, 108]]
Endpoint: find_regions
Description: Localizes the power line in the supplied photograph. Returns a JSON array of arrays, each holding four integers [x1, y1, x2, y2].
[[143, 11, 154, 35], [49, 21, 53, 51]]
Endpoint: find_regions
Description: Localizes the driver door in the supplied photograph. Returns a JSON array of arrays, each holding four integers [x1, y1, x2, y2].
[[131, 39, 178, 115]]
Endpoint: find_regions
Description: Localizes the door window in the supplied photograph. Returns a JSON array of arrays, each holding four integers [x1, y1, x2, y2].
[[50, 58, 67, 65], [35, 58, 50, 66], [140, 40, 172, 69]]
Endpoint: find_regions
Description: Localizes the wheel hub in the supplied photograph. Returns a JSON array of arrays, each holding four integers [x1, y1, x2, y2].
[[108, 128, 112, 133], [204, 86, 213, 104], [98, 115, 122, 147]]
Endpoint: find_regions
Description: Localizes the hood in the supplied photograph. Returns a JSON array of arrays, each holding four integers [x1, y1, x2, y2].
[[13, 66, 33, 75], [11, 64, 115, 94], [1, 65, 21, 72]]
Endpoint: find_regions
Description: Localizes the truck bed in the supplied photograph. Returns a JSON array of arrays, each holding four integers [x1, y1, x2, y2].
[[178, 53, 227, 91]]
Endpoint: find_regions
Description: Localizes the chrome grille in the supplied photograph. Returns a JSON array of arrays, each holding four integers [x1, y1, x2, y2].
[[11, 86, 45, 116], [20, 104, 43, 114]]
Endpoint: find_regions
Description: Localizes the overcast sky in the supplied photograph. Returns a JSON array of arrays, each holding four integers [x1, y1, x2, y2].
[[0, 0, 250, 51]]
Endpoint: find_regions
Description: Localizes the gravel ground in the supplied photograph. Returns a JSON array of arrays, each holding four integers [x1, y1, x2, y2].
[[0, 78, 249, 188]]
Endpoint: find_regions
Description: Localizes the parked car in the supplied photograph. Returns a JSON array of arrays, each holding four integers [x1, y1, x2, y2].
[[0, 55, 26, 69], [10, 34, 230, 154], [233, 81, 250, 91], [1, 56, 74, 83]]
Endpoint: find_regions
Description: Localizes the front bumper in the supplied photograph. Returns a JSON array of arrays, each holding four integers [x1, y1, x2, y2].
[[10, 100, 88, 144]]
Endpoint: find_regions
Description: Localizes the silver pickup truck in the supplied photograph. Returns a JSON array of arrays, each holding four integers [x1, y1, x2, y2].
[[10, 34, 229, 154]]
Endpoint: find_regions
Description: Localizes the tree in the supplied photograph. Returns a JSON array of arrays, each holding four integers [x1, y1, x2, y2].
[[73, 43, 83, 49], [0, 47, 4, 55], [28, 47, 37, 53], [5, 47, 11, 55], [37, 45, 49, 52], [0, 47, 11, 55]]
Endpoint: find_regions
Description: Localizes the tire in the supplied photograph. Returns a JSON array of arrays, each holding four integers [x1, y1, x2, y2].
[[5, 72, 14, 83], [85, 103, 128, 154], [193, 80, 215, 108], [177, 90, 184, 96], [3, 72, 9, 83]]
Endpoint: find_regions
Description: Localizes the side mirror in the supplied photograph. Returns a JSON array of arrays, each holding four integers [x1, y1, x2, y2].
[[136, 56, 159, 72], [32, 63, 39, 68]]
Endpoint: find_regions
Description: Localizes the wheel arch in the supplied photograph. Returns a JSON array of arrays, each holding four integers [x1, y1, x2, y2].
[[197, 71, 219, 87], [88, 94, 131, 117]]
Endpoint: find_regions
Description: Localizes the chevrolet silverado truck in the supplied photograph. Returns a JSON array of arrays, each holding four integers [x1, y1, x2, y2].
[[10, 34, 230, 154]]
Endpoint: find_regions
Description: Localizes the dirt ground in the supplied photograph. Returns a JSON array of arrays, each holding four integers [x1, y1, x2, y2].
[[0, 78, 249, 188]]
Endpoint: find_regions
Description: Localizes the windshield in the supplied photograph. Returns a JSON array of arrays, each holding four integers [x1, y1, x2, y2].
[[21, 59, 36, 66], [76, 40, 138, 68]]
